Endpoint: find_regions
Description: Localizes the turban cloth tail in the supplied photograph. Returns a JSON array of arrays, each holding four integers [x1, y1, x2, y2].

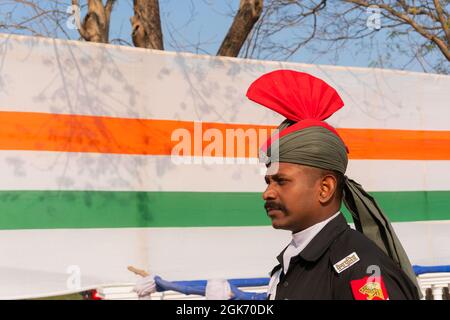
[[343, 177, 419, 291]]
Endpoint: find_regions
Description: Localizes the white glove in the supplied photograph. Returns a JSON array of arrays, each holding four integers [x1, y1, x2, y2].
[[133, 274, 157, 298], [205, 279, 232, 300]]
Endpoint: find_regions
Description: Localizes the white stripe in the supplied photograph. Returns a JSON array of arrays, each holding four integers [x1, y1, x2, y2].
[[0, 150, 449, 192], [0, 221, 448, 298], [392, 221, 450, 266], [0, 151, 265, 192], [0, 226, 289, 299], [1, 34, 449, 131], [347, 160, 450, 192]]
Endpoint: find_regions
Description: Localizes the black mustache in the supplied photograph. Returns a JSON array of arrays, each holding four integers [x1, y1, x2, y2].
[[264, 201, 286, 212]]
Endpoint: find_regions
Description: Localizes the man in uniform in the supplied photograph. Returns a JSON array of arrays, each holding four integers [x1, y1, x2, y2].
[[130, 70, 421, 300], [246, 69, 421, 300]]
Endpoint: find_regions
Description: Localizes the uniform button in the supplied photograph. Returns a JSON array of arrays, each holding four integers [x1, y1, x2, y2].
[[283, 281, 289, 287]]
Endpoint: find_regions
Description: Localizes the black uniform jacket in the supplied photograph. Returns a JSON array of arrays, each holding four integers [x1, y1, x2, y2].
[[269, 213, 420, 300]]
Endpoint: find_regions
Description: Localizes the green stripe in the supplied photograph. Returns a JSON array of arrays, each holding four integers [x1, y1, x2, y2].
[[0, 191, 449, 230]]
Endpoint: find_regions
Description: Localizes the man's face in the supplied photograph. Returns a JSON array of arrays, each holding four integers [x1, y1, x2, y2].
[[263, 162, 322, 233]]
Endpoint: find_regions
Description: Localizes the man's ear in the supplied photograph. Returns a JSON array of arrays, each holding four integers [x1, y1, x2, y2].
[[318, 174, 337, 204]]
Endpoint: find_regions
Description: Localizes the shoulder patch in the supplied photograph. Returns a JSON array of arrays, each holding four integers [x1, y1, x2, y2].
[[333, 252, 360, 273], [350, 276, 389, 300]]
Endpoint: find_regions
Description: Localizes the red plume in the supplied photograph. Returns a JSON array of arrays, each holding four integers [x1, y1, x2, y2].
[[246, 70, 344, 121], [246, 69, 348, 153]]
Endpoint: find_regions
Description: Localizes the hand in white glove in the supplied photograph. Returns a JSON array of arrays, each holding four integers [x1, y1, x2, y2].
[[205, 279, 232, 300], [133, 274, 157, 297], [128, 266, 157, 298]]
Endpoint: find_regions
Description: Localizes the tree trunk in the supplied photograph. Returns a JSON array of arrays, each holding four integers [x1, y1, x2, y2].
[[72, 0, 116, 43], [217, 0, 263, 57], [131, 0, 164, 50]]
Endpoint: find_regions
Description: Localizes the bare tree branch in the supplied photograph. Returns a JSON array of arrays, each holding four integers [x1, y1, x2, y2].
[[433, 0, 450, 45], [217, 0, 263, 57], [71, 0, 88, 41], [131, 0, 164, 50], [73, 0, 116, 43], [344, 0, 449, 61]]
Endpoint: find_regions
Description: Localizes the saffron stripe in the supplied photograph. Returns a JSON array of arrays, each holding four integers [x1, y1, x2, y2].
[[1, 111, 450, 159]]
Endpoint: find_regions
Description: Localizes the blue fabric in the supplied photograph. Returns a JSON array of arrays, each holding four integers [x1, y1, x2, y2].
[[154, 276, 268, 300], [228, 282, 267, 300], [155, 276, 205, 296], [413, 265, 450, 275]]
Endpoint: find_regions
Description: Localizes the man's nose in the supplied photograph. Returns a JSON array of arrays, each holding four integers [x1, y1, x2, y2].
[[262, 185, 277, 201]]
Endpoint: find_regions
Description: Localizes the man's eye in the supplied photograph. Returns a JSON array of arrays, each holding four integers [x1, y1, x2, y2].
[[277, 179, 287, 185]]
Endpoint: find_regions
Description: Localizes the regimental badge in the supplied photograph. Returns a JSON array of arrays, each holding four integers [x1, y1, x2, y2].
[[350, 276, 389, 300], [333, 252, 360, 273]]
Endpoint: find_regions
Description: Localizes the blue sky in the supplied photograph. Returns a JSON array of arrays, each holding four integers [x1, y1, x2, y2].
[[95, 0, 447, 73], [2, 0, 447, 73], [104, 1, 403, 68]]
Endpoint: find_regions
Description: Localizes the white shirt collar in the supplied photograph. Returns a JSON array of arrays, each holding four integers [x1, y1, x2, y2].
[[291, 211, 341, 249], [282, 211, 341, 274]]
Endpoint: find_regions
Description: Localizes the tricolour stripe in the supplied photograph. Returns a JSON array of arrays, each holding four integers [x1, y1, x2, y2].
[[0, 190, 449, 230], [1, 151, 449, 192], [1, 111, 450, 160]]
